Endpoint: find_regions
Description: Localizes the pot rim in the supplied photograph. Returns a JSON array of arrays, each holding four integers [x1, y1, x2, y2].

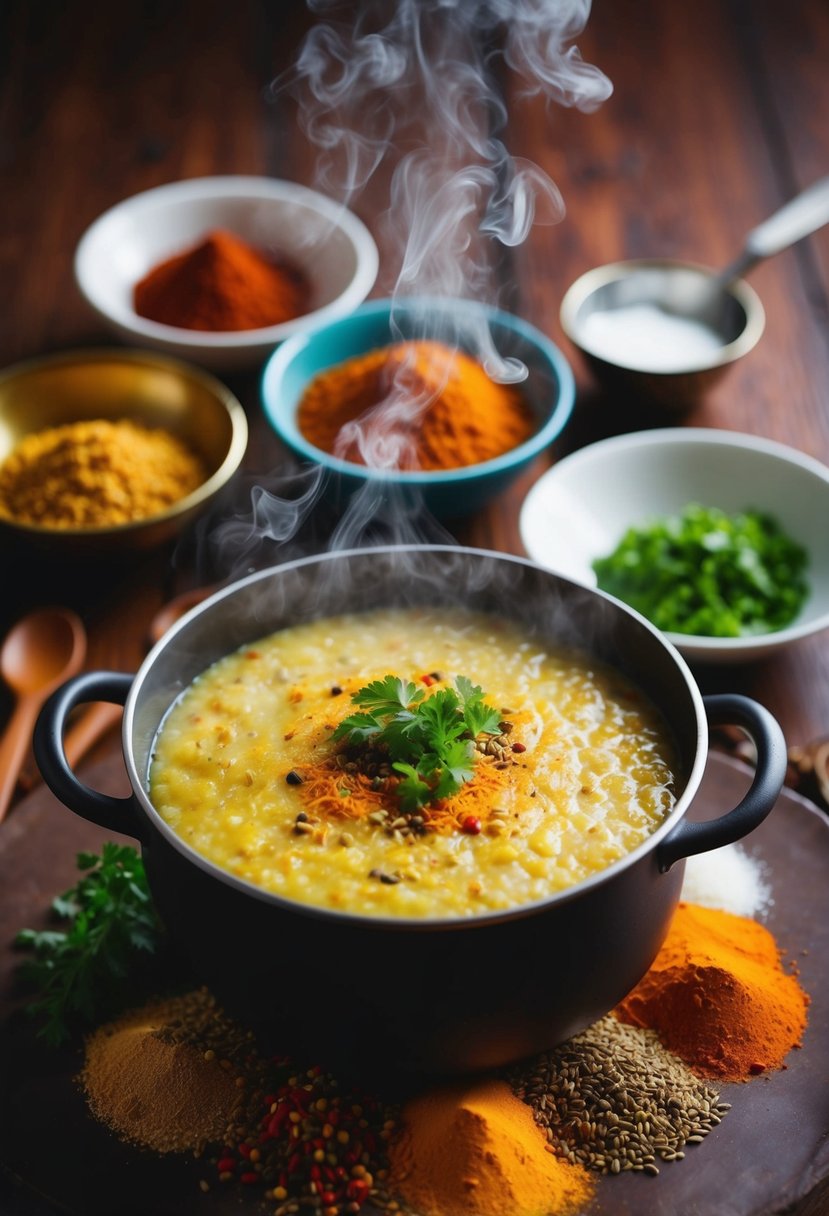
[[123, 544, 708, 930]]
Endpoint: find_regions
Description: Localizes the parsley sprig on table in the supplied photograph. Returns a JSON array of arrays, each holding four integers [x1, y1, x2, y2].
[[15, 844, 162, 1045], [332, 674, 501, 811], [592, 503, 809, 638]]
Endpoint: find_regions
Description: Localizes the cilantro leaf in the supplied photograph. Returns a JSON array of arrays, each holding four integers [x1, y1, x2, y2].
[[352, 676, 423, 717], [381, 715, 423, 762], [392, 762, 434, 812], [440, 739, 477, 787], [15, 844, 163, 1045], [332, 673, 503, 811], [331, 711, 383, 743], [456, 675, 502, 737], [592, 503, 809, 638], [416, 689, 467, 751]]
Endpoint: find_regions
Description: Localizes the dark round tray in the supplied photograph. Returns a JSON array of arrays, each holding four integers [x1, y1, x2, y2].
[[1, 753, 827, 1216]]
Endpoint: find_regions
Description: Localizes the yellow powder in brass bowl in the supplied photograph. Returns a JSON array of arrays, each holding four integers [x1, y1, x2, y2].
[[0, 418, 206, 529]]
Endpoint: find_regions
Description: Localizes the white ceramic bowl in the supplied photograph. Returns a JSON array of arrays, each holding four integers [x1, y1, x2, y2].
[[519, 428, 829, 663], [75, 176, 379, 371]]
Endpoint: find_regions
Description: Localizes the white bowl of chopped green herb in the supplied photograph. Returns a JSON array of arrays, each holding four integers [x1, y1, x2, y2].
[[519, 428, 829, 662]]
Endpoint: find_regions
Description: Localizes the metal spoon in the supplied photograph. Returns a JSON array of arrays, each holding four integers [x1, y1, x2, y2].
[[565, 175, 829, 351], [678, 173, 829, 325], [0, 607, 86, 822], [560, 176, 829, 409], [714, 174, 829, 289]]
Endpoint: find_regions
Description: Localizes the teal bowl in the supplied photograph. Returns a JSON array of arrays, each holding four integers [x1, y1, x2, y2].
[[261, 298, 575, 519]]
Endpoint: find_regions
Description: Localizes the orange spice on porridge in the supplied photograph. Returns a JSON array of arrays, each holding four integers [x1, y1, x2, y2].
[[149, 608, 677, 919]]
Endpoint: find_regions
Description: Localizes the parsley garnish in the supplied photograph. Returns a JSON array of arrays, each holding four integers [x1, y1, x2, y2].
[[332, 674, 501, 810], [15, 844, 163, 1045]]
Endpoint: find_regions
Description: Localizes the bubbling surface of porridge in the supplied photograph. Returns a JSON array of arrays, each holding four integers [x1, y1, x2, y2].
[[149, 608, 678, 918]]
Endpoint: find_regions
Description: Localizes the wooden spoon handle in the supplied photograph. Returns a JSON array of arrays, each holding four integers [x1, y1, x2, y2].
[[63, 701, 123, 768], [0, 697, 39, 824]]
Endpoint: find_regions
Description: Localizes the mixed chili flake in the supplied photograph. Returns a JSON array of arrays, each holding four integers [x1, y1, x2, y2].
[[217, 1058, 398, 1215]]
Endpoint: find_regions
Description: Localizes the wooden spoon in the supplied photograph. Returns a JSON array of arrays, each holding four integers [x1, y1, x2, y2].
[[0, 607, 86, 822], [15, 585, 218, 795], [62, 699, 124, 767], [147, 584, 216, 646], [58, 586, 216, 759]]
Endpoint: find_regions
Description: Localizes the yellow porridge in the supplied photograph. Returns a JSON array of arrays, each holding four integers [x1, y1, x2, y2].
[[149, 608, 678, 918]]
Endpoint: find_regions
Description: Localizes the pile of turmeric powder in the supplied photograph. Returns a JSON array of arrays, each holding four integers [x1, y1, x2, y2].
[[0, 418, 207, 528], [615, 901, 809, 1080], [297, 339, 536, 471], [390, 1077, 593, 1216]]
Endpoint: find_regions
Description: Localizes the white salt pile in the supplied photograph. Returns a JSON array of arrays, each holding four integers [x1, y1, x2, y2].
[[580, 304, 724, 372], [681, 842, 771, 918]]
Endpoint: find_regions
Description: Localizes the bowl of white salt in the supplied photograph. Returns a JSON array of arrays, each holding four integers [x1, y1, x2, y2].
[[560, 259, 765, 411]]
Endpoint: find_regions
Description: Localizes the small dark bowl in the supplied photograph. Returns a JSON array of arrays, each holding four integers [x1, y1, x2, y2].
[[560, 260, 765, 412], [34, 547, 785, 1078]]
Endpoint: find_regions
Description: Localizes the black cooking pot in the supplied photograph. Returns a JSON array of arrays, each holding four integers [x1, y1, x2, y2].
[[35, 547, 786, 1078]]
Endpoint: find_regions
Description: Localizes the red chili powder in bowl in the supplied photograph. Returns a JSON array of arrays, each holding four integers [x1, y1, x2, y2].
[[133, 229, 310, 331]]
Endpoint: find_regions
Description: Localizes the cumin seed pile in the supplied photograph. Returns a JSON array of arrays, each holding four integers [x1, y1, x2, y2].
[[511, 1015, 731, 1176]]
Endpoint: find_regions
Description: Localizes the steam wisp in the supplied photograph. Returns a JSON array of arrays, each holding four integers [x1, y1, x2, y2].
[[280, 0, 610, 469], [199, 1, 610, 580], [288, 1, 610, 343]]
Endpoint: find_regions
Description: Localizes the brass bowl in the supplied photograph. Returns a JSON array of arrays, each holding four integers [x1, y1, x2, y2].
[[0, 348, 248, 555]]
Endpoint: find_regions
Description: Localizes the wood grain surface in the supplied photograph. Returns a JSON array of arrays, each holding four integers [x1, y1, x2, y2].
[[1, 0, 828, 750], [1, 0, 828, 1211]]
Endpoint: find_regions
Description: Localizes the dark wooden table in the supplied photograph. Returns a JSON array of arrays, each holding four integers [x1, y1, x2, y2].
[[3, 0, 829, 748], [1, 0, 828, 1212]]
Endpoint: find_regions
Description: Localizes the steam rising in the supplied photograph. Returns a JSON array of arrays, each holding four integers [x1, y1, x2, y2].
[[201, 2, 610, 580], [204, 466, 325, 578], [199, 466, 456, 586], [288, 0, 611, 380]]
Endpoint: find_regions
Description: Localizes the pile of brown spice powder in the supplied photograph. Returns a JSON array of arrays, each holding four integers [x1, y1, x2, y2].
[[81, 990, 247, 1155], [81, 989, 399, 1214]]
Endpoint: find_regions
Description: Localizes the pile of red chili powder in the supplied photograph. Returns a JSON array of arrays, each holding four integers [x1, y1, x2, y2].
[[133, 229, 309, 331]]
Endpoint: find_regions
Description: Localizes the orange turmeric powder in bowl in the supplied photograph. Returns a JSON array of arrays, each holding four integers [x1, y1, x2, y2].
[[297, 340, 535, 472], [262, 298, 575, 520]]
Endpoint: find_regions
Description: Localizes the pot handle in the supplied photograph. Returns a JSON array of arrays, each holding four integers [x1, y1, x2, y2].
[[34, 671, 148, 843], [656, 693, 786, 872]]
